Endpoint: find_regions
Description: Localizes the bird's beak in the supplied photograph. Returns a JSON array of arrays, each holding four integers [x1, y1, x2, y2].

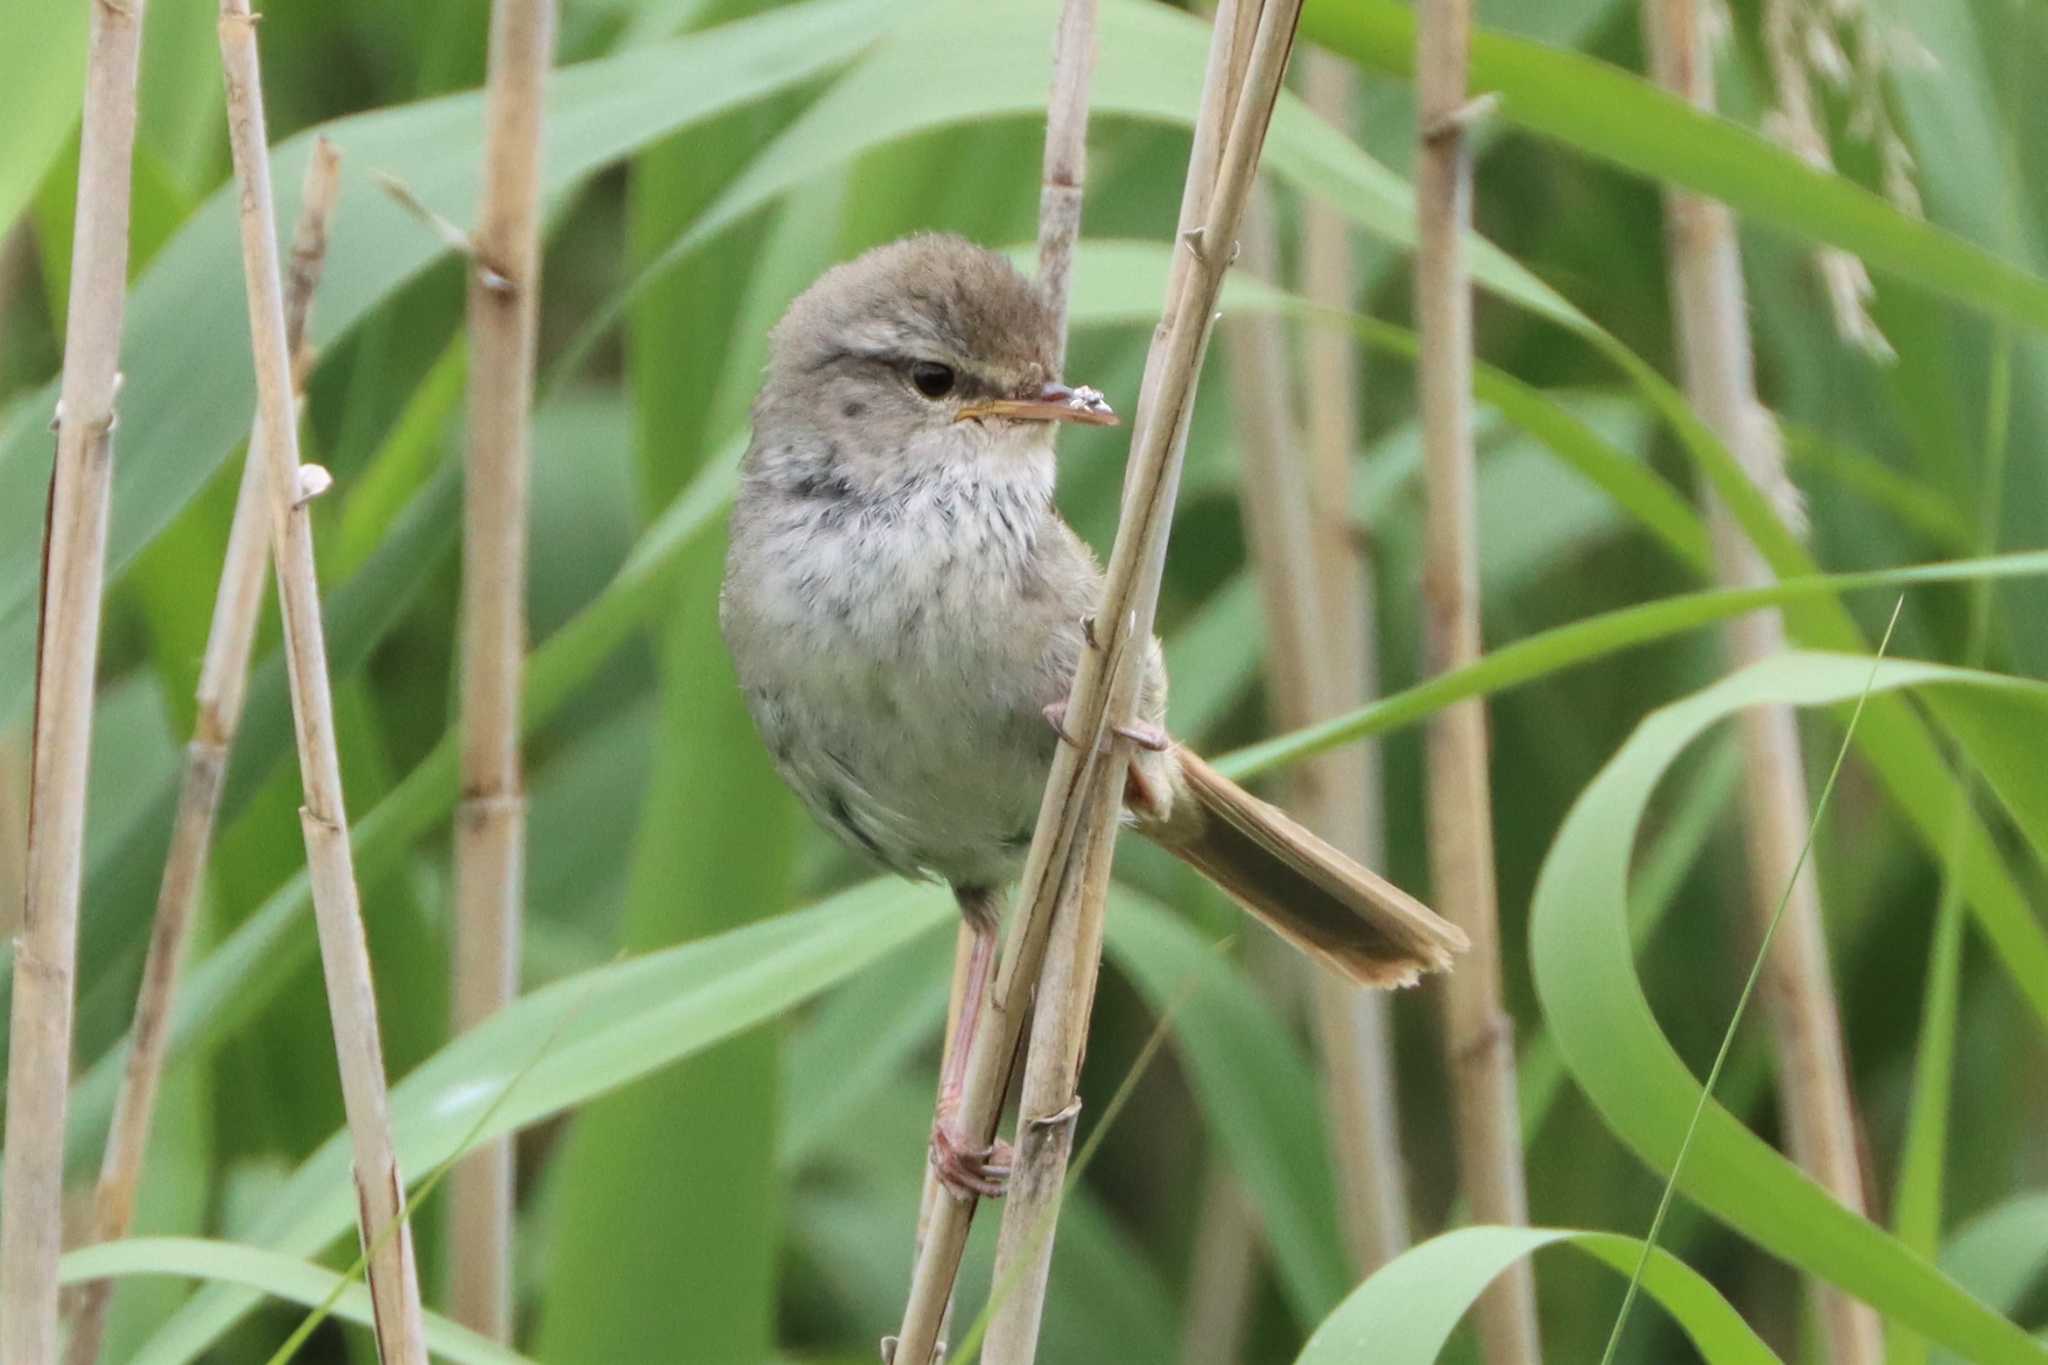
[[957, 381, 1119, 427]]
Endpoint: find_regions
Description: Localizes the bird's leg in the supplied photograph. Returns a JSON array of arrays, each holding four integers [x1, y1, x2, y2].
[[931, 889, 1012, 1201]]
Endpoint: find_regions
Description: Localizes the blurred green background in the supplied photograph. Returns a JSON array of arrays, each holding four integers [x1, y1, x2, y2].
[[2, 0, 2046, 1360]]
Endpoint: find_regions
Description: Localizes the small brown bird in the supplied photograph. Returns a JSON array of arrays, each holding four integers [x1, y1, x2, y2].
[[720, 234, 1465, 1197]]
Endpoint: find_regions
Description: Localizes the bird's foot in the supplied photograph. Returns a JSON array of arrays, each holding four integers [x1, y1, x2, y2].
[[1113, 720, 1171, 752], [1042, 702, 1171, 755], [1042, 700, 1081, 748], [930, 1111, 1012, 1201]]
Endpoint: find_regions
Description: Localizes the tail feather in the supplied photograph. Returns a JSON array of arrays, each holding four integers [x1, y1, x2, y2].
[[1145, 746, 1467, 988]]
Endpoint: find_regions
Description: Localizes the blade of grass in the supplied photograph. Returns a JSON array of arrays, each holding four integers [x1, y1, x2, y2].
[[1644, 2, 1879, 1354], [1301, 0, 2048, 337], [534, 14, 805, 1350], [1888, 159, 2020, 1365], [1527, 649, 2048, 1364], [1600, 599, 1903, 1363]]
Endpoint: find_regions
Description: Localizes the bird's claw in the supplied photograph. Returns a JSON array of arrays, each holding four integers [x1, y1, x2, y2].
[[1042, 701, 1081, 748], [1113, 721, 1171, 753], [1045, 703, 1170, 756], [931, 1117, 1012, 1201]]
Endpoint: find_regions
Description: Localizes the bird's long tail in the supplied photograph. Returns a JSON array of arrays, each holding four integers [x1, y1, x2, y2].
[[1139, 745, 1467, 988]]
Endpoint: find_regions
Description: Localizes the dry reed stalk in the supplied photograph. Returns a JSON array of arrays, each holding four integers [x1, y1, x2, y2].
[[906, 921, 981, 1342], [1226, 162, 1412, 1276], [217, 3, 428, 1356], [1162, 195, 1314, 1359], [1643, 2, 1881, 1359], [897, 0, 1108, 1328], [1298, 50, 1410, 1272], [891, 0, 1277, 1351], [1414, 1, 1541, 1361], [1035, 0, 1097, 372], [61, 142, 343, 1365], [964, 6, 1307, 1362], [450, 0, 554, 1338], [0, 0, 148, 1354]]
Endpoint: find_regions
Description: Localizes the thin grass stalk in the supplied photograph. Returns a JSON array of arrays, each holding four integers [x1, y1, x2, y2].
[[1035, 0, 1096, 373], [62, 141, 343, 1365], [1414, 1, 1540, 1361], [450, 0, 554, 1338], [891, 4, 1302, 1359], [1299, 49, 1409, 1270], [1642, 3, 1881, 1360], [0, 0, 148, 1353], [217, 4, 428, 1357], [902, 0, 1104, 1333]]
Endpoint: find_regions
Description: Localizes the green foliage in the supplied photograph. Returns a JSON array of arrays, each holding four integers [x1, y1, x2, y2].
[[7, 0, 2048, 1360]]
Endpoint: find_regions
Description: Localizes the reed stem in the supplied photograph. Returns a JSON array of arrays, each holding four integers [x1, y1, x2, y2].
[[0, 0, 148, 1354], [62, 140, 343, 1365], [1415, 0, 1540, 1359], [1643, 2, 1881, 1359], [450, 0, 555, 1338], [940, 4, 1305, 1361], [218, 3, 428, 1355]]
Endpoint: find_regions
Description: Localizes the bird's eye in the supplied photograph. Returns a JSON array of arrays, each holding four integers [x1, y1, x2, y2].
[[909, 361, 956, 399]]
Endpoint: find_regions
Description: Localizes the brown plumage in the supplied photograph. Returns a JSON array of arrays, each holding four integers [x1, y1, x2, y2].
[[719, 234, 1465, 1191]]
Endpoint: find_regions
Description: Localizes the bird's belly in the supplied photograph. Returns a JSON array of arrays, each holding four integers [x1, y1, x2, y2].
[[731, 512, 1062, 887]]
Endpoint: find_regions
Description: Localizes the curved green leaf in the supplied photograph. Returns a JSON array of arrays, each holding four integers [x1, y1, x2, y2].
[[59, 1237, 531, 1365], [1219, 551, 2048, 780], [1303, 0, 2048, 335], [1296, 1226, 1780, 1365], [0, 0, 885, 719], [554, 0, 1584, 393], [1530, 652, 2048, 1364], [131, 882, 952, 1363]]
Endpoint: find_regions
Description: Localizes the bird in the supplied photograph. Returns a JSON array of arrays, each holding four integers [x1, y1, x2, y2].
[[720, 233, 1466, 1198]]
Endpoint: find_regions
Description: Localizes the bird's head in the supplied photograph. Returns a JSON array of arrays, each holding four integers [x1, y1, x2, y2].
[[756, 234, 1115, 481]]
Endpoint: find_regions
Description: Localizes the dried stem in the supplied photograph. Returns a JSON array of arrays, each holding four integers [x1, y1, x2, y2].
[[1414, 2, 1541, 1362], [62, 141, 343, 1365], [0, 0, 147, 1354], [1298, 50, 1410, 1270], [1225, 178, 1413, 1275], [217, 3, 428, 1359], [931, 4, 1306, 1362], [1643, 2, 1881, 1360], [895, 0, 1108, 1335], [1035, 0, 1096, 374], [450, 0, 554, 1338]]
